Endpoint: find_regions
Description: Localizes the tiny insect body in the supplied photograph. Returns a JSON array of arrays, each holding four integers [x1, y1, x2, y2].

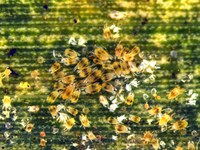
[[102, 82, 115, 94], [47, 91, 60, 103], [69, 90, 81, 103], [148, 105, 162, 116], [101, 71, 115, 82], [63, 118, 75, 131], [61, 75, 75, 84], [61, 57, 78, 66], [143, 131, 153, 144], [158, 113, 173, 127], [125, 93, 135, 105], [115, 43, 124, 59], [61, 84, 75, 100], [78, 67, 92, 78], [94, 47, 111, 61], [87, 131, 97, 141], [64, 49, 79, 58], [2, 96, 11, 110], [54, 81, 65, 90], [49, 106, 58, 117], [115, 124, 129, 134], [85, 82, 101, 94], [107, 117, 118, 124], [120, 61, 130, 75], [103, 25, 112, 40], [79, 114, 90, 127], [84, 70, 102, 83], [76, 57, 89, 70], [67, 106, 78, 116], [49, 62, 61, 74], [129, 115, 141, 123], [167, 86, 185, 100], [112, 61, 122, 76], [171, 119, 188, 131], [99, 95, 109, 107]]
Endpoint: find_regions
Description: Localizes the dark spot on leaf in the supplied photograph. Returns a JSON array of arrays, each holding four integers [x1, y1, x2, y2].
[[171, 72, 177, 79], [141, 17, 148, 26], [7, 48, 17, 57], [8, 67, 19, 77], [74, 18, 78, 23], [43, 5, 48, 10]]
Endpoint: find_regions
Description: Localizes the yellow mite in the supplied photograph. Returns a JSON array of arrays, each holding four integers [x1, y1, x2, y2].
[[107, 117, 118, 124], [129, 115, 141, 123], [120, 61, 131, 75], [151, 138, 160, 150], [40, 139, 47, 147], [148, 105, 162, 116], [102, 82, 115, 94], [158, 113, 173, 127], [64, 49, 79, 58], [87, 131, 97, 141], [67, 106, 78, 116], [63, 118, 75, 131], [125, 93, 135, 105], [19, 82, 31, 89], [167, 86, 185, 100], [143, 131, 153, 144], [115, 124, 129, 134], [2, 96, 11, 110], [187, 141, 195, 150], [47, 91, 60, 103], [49, 106, 58, 117], [101, 72, 115, 82], [103, 25, 112, 40], [78, 67, 92, 78], [79, 114, 90, 127], [115, 43, 124, 59], [76, 57, 89, 70], [94, 47, 111, 61], [84, 70, 102, 83], [171, 119, 188, 131], [112, 61, 122, 76], [4, 68, 11, 78], [69, 90, 81, 103], [61, 75, 75, 85], [62, 57, 78, 66], [85, 82, 102, 94], [25, 123, 34, 133], [99, 95, 109, 107], [49, 62, 61, 74]]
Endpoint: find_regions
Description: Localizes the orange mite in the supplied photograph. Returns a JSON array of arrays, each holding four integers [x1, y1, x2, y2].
[[61, 84, 75, 100], [84, 70, 102, 83], [144, 102, 149, 110]]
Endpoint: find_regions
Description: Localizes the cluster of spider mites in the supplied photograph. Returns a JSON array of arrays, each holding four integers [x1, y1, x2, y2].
[[46, 43, 189, 149]]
